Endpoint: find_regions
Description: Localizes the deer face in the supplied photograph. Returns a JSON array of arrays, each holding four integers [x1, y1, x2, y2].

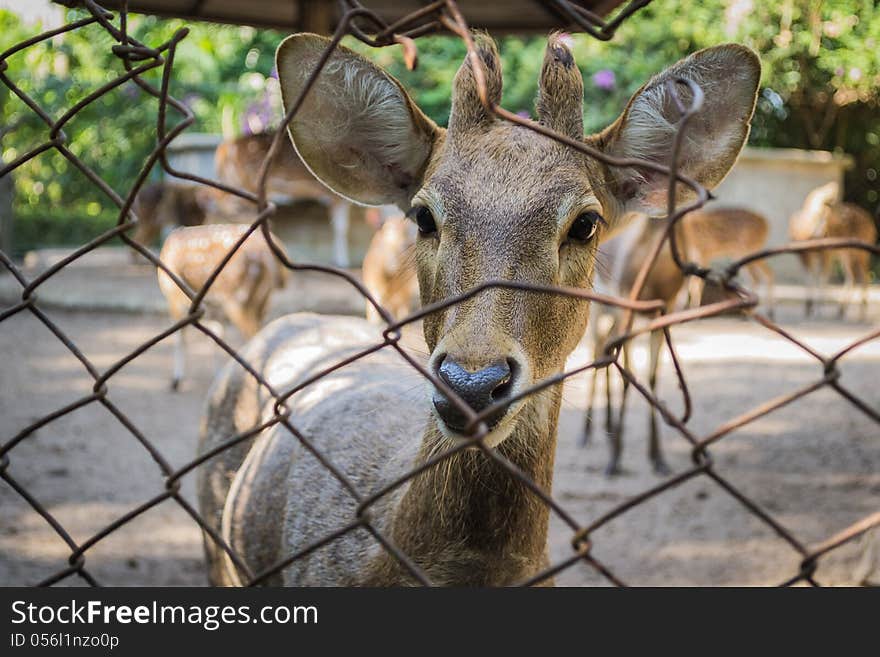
[[277, 33, 759, 446]]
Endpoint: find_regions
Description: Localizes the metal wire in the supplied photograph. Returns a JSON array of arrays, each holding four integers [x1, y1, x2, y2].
[[1, 0, 878, 588]]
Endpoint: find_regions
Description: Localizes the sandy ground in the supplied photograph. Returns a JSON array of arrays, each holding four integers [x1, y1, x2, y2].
[[1, 261, 879, 586]]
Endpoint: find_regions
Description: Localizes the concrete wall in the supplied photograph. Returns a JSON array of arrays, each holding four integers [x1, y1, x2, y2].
[[712, 147, 853, 282]]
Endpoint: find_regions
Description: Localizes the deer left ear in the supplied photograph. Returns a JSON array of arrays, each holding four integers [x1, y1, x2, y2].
[[276, 34, 440, 209], [595, 44, 760, 217]]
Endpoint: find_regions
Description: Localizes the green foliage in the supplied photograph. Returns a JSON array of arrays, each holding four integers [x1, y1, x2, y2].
[[0, 8, 284, 253], [1, 1, 878, 253]]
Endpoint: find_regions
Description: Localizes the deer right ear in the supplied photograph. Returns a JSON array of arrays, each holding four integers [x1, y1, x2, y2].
[[276, 34, 440, 208], [594, 44, 760, 218]]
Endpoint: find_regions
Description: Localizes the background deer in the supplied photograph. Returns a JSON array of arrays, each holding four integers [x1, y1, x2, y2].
[[197, 33, 760, 586], [584, 206, 772, 475], [361, 210, 419, 323], [789, 181, 877, 320], [158, 223, 287, 390], [583, 213, 684, 475], [678, 207, 775, 316], [215, 131, 354, 267], [130, 181, 210, 258]]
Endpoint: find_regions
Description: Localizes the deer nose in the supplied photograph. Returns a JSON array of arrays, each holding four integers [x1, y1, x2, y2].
[[432, 356, 517, 433]]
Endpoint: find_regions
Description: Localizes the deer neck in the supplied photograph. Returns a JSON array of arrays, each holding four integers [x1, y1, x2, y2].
[[365, 386, 562, 586]]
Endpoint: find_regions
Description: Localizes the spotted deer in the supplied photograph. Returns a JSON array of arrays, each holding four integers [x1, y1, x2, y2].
[[678, 207, 775, 315], [215, 131, 354, 267], [197, 34, 760, 586], [361, 211, 419, 323], [158, 224, 287, 390], [789, 182, 877, 320]]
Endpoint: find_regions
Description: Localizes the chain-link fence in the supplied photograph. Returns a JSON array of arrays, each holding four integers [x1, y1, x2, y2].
[[1, 0, 878, 587]]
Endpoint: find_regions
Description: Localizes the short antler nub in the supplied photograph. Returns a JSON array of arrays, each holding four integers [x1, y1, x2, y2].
[[536, 34, 584, 140], [449, 33, 503, 136]]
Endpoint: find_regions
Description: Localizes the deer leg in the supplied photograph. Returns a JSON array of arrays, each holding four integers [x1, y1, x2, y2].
[[854, 253, 870, 322], [839, 255, 855, 320], [816, 253, 832, 318], [606, 342, 631, 477], [763, 261, 776, 321], [330, 201, 350, 268], [604, 360, 614, 437], [583, 317, 609, 446], [802, 253, 816, 318], [581, 365, 600, 447], [365, 302, 382, 325], [687, 275, 704, 309], [647, 328, 670, 475], [748, 261, 775, 320], [171, 327, 186, 391]]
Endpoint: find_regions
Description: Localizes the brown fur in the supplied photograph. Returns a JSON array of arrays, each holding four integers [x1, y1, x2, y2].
[[790, 182, 877, 319], [158, 224, 287, 389], [586, 207, 774, 472], [215, 132, 335, 207], [585, 215, 684, 474], [361, 214, 419, 323], [197, 34, 760, 586], [677, 207, 774, 312]]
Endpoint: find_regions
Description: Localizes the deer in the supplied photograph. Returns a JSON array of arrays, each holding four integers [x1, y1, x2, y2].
[[677, 207, 775, 316], [582, 213, 684, 476], [583, 206, 773, 475], [789, 181, 877, 321], [215, 131, 355, 267], [130, 182, 210, 259], [157, 223, 287, 391], [361, 209, 419, 323], [196, 33, 760, 586]]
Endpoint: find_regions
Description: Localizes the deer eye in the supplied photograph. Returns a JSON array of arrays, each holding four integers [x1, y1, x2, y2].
[[412, 206, 437, 236], [567, 211, 603, 243]]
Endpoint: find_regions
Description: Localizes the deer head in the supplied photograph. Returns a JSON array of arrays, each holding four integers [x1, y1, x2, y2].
[[276, 33, 759, 448]]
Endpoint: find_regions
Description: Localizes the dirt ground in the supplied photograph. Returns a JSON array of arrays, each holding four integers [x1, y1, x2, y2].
[[1, 263, 879, 586]]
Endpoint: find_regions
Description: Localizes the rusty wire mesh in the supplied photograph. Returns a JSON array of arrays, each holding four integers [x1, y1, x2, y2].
[[1, 0, 879, 588]]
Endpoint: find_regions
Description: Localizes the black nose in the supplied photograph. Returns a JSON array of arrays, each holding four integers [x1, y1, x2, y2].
[[432, 356, 516, 433]]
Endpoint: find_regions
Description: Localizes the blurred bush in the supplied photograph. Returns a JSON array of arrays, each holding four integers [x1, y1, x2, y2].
[[1, 1, 878, 254], [0, 9, 284, 254]]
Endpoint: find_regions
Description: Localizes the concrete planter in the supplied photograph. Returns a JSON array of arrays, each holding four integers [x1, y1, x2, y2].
[[713, 147, 854, 282]]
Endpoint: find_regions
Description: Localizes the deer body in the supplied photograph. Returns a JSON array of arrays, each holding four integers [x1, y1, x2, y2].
[[584, 207, 774, 473], [362, 214, 419, 323], [584, 214, 684, 474], [197, 34, 760, 585], [215, 132, 354, 267], [158, 224, 287, 389], [790, 182, 876, 319], [678, 207, 774, 314]]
